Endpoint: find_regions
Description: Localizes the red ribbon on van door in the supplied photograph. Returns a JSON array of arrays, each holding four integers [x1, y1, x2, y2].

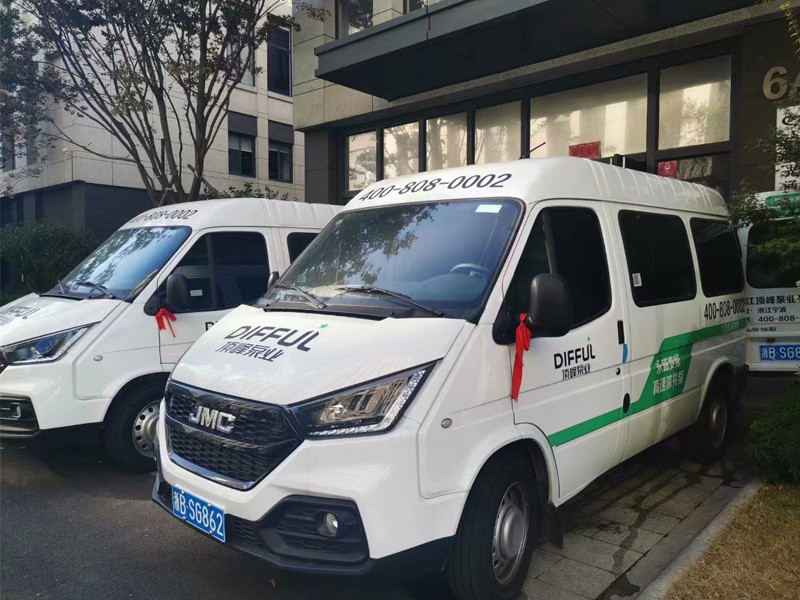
[[155, 307, 176, 337], [512, 313, 531, 402]]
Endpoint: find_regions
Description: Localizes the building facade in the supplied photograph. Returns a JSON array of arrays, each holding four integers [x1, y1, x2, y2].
[[293, 0, 800, 205], [1, 15, 304, 242]]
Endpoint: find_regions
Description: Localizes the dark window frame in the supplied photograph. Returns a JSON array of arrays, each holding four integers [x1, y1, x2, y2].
[[334, 40, 739, 203], [165, 231, 269, 313], [267, 28, 292, 96], [618, 210, 697, 307], [228, 132, 256, 177], [690, 217, 744, 297], [269, 139, 293, 183]]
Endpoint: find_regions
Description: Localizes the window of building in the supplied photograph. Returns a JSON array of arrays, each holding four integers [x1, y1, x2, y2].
[[384, 121, 419, 178], [2, 135, 15, 172], [287, 232, 318, 262], [229, 132, 255, 177], [475, 102, 521, 164], [659, 55, 731, 150], [619, 211, 696, 306], [269, 140, 292, 183], [690, 218, 744, 297], [657, 154, 730, 199], [347, 131, 377, 191], [169, 232, 269, 312], [338, 0, 373, 36], [268, 29, 291, 96], [426, 113, 467, 170], [747, 221, 800, 289], [504, 208, 611, 328], [530, 75, 647, 159], [227, 45, 255, 86]]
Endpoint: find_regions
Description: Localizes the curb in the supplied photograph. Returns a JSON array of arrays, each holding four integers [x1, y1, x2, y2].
[[635, 479, 763, 600]]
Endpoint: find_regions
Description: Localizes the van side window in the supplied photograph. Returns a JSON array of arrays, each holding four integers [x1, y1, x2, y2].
[[168, 232, 269, 312], [498, 207, 611, 342], [618, 211, 696, 306], [690, 219, 744, 297], [287, 232, 317, 262]]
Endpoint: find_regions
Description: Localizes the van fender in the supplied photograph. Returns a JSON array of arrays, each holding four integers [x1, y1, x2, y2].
[[693, 357, 735, 424], [512, 423, 560, 503]]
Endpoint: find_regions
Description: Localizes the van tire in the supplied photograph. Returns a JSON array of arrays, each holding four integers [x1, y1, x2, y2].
[[680, 379, 731, 463], [104, 381, 164, 472], [445, 451, 537, 600]]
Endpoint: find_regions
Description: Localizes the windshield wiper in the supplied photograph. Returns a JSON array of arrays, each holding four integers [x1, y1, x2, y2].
[[76, 280, 124, 300], [268, 284, 328, 309], [337, 285, 444, 318]]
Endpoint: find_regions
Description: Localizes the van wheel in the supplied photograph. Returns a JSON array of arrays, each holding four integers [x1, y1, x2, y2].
[[680, 380, 731, 463], [446, 451, 537, 600], [104, 381, 164, 471]]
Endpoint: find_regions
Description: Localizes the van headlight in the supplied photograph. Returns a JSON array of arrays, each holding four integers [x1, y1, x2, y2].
[[290, 364, 434, 437], [0, 326, 92, 365]]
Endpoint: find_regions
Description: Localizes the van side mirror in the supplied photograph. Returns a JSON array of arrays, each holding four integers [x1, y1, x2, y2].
[[267, 271, 280, 291], [165, 273, 190, 312], [526, 274, 573, 337]]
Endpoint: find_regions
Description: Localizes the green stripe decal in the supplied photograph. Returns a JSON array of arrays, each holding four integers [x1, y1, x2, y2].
[[546, 318, 746, 447]]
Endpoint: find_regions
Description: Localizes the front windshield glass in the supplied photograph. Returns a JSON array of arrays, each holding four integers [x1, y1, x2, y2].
[[55, 226, 191, 299], [747, 220, 800, 289], [260, 199, 522, 319]]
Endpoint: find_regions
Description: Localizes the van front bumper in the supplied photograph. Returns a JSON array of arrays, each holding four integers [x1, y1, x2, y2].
[[153, 410, 464, 578], [0, 361, 108, 436]]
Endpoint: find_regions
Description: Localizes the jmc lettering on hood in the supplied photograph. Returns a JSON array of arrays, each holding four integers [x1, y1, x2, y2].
[[215, 325, 323, 363]]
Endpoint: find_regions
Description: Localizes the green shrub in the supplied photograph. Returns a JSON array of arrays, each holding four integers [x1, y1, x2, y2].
[[0, 220, 97, 303], [747, 386, 800, 484]]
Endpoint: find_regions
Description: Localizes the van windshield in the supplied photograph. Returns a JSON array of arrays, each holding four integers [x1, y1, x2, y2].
[[747, 220, 800, 289], [51, 226, 191, 300], [259, 199, 522, 319]]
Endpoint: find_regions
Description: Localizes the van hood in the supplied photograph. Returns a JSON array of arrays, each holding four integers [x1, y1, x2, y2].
[[0, 293, 121, 346], [171, 305, 469, 406]]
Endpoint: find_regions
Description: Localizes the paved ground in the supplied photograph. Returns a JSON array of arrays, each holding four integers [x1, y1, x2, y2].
[[1, 375, 795, 600]]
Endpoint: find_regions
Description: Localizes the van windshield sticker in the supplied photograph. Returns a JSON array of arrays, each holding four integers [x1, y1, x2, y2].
[[476, 204, 503, 213], [358, 173, 513, 201], [632, 273, 643, 287], [127, 208, 198, 224]]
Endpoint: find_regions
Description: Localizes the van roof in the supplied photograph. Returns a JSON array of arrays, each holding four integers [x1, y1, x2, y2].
[[350, 157, 728, 217], [119, 198, 339, 231]]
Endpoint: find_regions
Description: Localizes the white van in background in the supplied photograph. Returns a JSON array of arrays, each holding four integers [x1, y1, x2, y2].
[[738, 191, 800, 373], [153, 158, 747, 600], [0, 198, 339, 469]]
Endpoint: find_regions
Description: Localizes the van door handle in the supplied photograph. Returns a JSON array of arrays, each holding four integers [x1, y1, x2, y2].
[[622, 393, 631, 413], [617, 320, 625, 344]]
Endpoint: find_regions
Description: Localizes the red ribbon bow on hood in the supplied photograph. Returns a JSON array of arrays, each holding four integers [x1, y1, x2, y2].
[[155, 307, 177, 337], [511, 313, 531, 402]]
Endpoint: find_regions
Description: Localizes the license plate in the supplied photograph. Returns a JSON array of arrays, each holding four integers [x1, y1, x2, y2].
[[760, 344, 800, 361], [172, 485, 226, 542]]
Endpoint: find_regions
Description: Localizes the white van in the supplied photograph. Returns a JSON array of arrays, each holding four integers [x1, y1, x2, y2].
[[0, 198, 338, 469], [738, 191, 800, 373], [152, 158, 746, 600]]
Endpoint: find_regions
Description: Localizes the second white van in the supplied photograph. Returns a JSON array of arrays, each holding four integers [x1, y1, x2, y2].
[[153, 159, 746, 600], [0, 198, 338, 469]]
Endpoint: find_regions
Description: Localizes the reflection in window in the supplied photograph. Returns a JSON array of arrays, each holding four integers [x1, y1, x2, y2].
[[659, 56, 731, 150], [530, 75, 647, 159], [657, 154, 729, 199], [426, 113, 467, 170], [338, 0, 373, 36], [475, 102, 521, 164], [348, 131, 377, 191], [384, 122, 419, 178], [268, 29, 291, 96]]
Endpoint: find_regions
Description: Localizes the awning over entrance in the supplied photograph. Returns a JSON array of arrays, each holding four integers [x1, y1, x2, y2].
[[315, 0, 755, 100]]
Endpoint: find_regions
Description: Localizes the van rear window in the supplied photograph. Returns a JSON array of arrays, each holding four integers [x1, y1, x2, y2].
[[690, 219, 744, 297], [618, 211, 696, 307]]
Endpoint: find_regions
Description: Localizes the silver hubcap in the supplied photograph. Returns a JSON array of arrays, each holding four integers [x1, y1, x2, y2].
[[133, 401, 160, 457], [709, 397, 728, 449], [492, 483, 529, 585]]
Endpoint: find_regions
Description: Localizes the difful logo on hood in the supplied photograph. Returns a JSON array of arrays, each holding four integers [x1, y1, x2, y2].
[[0, 305, 41, 326], [214, 324, 325, 363]]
